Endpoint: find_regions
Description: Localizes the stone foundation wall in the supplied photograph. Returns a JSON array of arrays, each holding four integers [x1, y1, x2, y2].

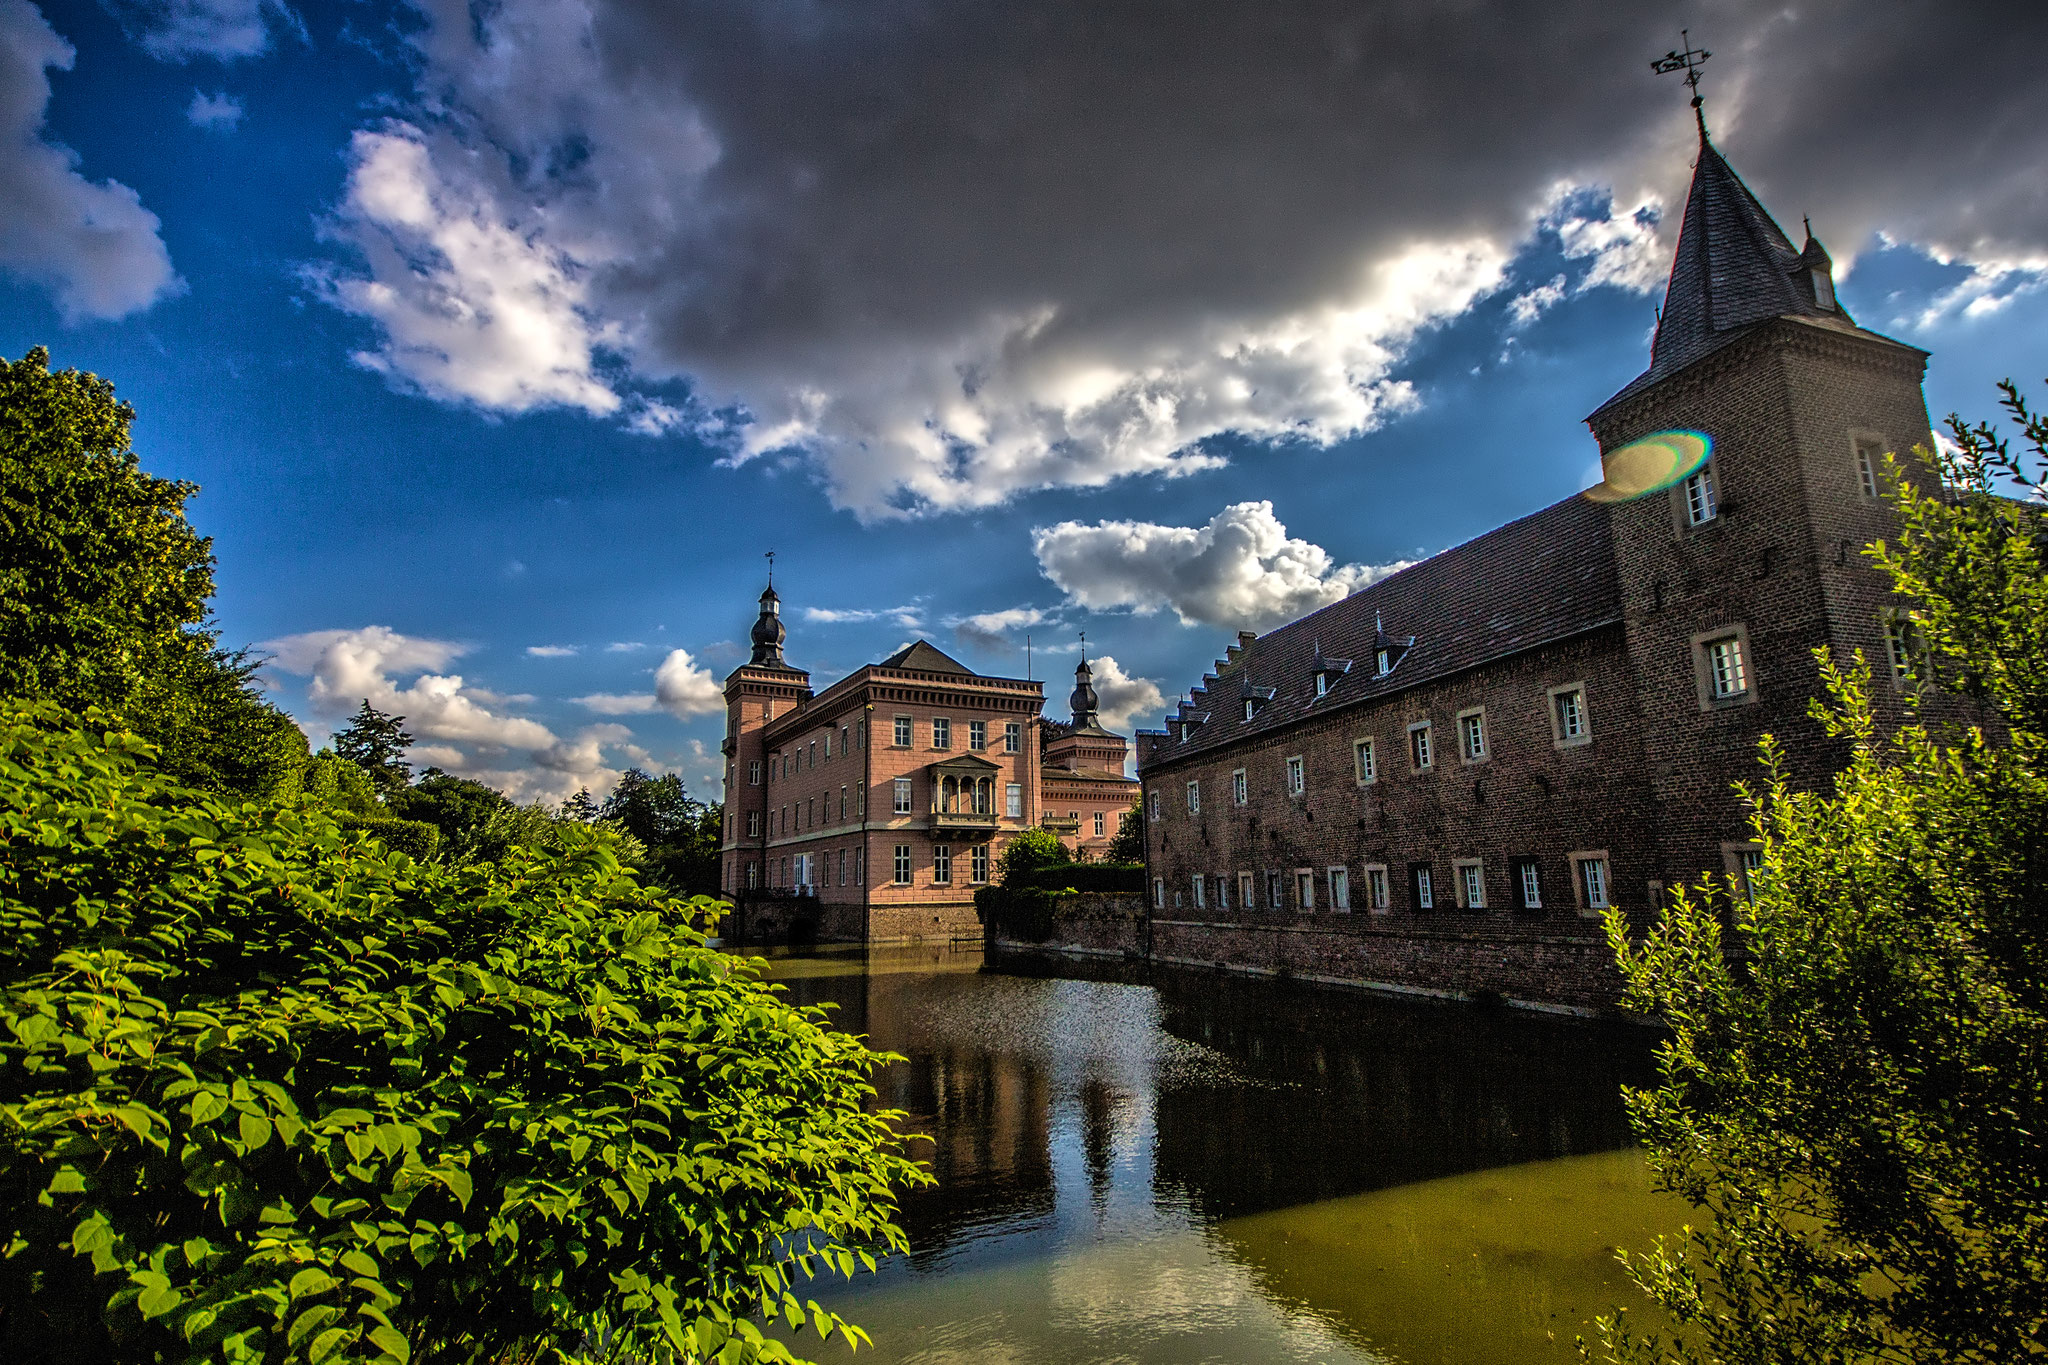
[[867, 899, 984, 943], [1148, 917, 1624, 1015]]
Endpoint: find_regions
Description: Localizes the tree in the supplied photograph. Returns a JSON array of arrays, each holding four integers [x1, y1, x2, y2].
[[333, 699, 413, 801], [1103, 799, 1144, 864], [601, 769, 722, 895], [563, 787, 599, 821], [0, 703, 923, 1364], [996, 825, 1068, 885], [1593, 382, 2048, 1365], [0, 346, 307, 797]]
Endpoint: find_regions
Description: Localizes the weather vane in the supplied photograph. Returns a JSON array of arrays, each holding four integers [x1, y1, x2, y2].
[[1078, 629, 1087, 662], [1651, 29, 1712, 136], [765, 549, 775, 586]]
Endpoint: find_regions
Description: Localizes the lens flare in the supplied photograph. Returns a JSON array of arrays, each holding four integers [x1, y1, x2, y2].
[[1583, 431, 1712, 503]]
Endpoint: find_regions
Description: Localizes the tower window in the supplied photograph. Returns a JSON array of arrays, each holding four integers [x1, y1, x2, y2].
[[1409, 722, 1433, 772], [1459, 709, 1487, 762], [1685, 465, 1718, 526], [1457, 860, 1486, 910], [1094, 811, 1105, 837], [1354, 738, 1377, 784], [1708, 636, 1749, 698], [1285, 755, 1305, 796], [1004, 721, 1022, 753], [1884, 616, 1918, 683], [893, 777, 913, 814], [1233, 767, 1248, 804], [1551, 685, 1589, 745], [1412, 864, 1434, 911], [931, 717, 952, 749], [893, 715, 912, 747], [1855, 437, 1883, 498], [969, 720, 987, 750], [1186, 781, 1201, 814], [1007, 782, 1023, 818]]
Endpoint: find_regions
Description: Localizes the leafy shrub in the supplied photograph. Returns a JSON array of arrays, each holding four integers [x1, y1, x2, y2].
[[331, 812, 442, 863], [0, 705, 922, 1364], [993, 827, 1066, 886], [1012, 863, 1145, 895]]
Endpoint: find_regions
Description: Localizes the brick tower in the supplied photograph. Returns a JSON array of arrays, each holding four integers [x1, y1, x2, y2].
[[1586, 125, 1937, 892], [718, 582, 812, 898]]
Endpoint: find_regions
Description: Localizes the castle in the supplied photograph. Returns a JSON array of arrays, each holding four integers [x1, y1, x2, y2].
[[1132, 125, 1952, 1013], [717, 592, 1138, 942]]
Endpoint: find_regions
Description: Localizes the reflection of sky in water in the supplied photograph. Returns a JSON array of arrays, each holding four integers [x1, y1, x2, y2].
[[754, 950, 1672, 1365]]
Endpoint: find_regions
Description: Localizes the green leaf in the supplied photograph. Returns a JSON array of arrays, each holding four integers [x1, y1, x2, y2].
[[239, 1111, 272, 1151], [290, 1268, 339, 1300], [366, 1324, 411, 1362], [436, 1167, 472, 1209], [308, 1325, 353, 1364]]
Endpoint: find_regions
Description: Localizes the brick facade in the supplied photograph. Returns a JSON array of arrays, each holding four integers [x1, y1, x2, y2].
[[1135, 132, 1963, 1014], [719, 614, 1138, 942]]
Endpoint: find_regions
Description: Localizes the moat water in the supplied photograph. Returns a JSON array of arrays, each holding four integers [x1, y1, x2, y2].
[[740, 944, 1681, 1365]]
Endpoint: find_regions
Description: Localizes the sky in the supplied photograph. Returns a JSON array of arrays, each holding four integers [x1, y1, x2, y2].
[[4, 0, 2046, 803]]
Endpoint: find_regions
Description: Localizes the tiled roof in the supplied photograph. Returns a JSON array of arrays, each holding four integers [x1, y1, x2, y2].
[[1145, 493, 1620, 767], [1594, 133, 1855, 419], [877, 639, 973, 674]]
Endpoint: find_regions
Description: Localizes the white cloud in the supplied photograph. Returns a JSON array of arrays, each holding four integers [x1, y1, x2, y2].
[[948, 605, 1052, 654], [804, 604, 925, 630], [1088, 655, 1165, 733], [185, 89, 241, 129], [0, 0, 179, 321], [574, 647, 723, 719], [313, 124, 624, 417], [1508, 274, 1567, 328], [261, 625, 555, 751], [1033, 501, 1417, 633], [108, 0, 296, 62], [605, 640, 646, 653], [525, 644, 578, 658]]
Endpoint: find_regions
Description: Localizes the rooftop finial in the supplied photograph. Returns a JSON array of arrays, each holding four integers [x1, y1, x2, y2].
[[1652, 29, 1713, 139], [765, 548, 775, 587], [1078, 628, 1087, 664]]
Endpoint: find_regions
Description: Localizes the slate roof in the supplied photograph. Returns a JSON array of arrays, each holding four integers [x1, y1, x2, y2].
[[1146, 493, 1620, 766], [877, 639, 973, 674], [1593, 133, 1860, 419]]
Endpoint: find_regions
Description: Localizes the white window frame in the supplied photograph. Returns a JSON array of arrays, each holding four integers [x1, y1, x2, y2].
[[1148, 789, 1161, 821], [1238, 871, 1255, 910], [1376, 648, 1391, 677], [1328, 866, 1350, 913], [1215, 875, 1230, 911], [1294, 868, 1314, 912], [968, 720, 987, 751], [1285, 755, 1305, 796], [747, 759, 762, 786], [1315, 673, 1329, 698], [1353, 737, 1377, 784], [1153, 878, 1165, 910], [1267, 870, 1284, 911], [893, 845, 912, 885], [1853, 432, 1884, 499], [1455, 858, 1486, 910], [1364, 863, 1390, 914], [1093, 811, 1106, 837], [1517, 858, 1542, 910], [1684, 464, 1718, 526], [932, 844, 951, 884], [1232, 768, 1248, 805], [893, 777, 913, 815], [1006, 782, 1024, 818], [1548, 683, 1590, 748], [1186, 780, 1201, 814], [1722, 840, 1768, 904], [1408, 721, 1433, 772], [1884, 614, 1919, 686], [1413, 864, 1434, 911], [1570, 851, 1612, 915], [931, 717, 952, 750], [1458, 707, 1488, 764], [1191, 875, 1205, 910], [746, 810, 759, 837], [1693, 625, 1758, 709], [1004, 721, 1022, 753], [893, 715, 913, 747]]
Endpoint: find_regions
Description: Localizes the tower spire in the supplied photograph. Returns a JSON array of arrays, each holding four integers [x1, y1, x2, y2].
[[1652, 30, 1713, 139]]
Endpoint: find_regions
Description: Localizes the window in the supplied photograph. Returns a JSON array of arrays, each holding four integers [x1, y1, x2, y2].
[[893, 777, 913, 814], [1459, 709, 1487, 762], [1550, 685, 1589, 746], [1885, 616, 1917, 683], [1149, 790, 1161, 821], [746, 810, 760, 837], [1409, 722, 1433, 771], [1232, 768, 1248, 804], [1855, 436, 1882, 498], [932, 718, 951, 750], [1094, 811, 1106, 837], [1328, 867, 1350, 912], [1738, 847, 1766, 903], [1243, 699, 1257, 721], [1354, 738, 1377, 784], [1315, 673, 1328, 698], [745, 863, 758, 890], [969, 720, 987, 750], [1515, 858, 1543, 911], [807, 797, 815, 827], [747, 760, 762, 786], [1238, 871, 1255, 909], [856, 782, 865, 817], [1267, 870, 1284, 911], [1573, 854, 1611, 913], [841, 724, 850, 754], [1191, 875, 1206, 910], [893, 715, 912, 747], [1457, 860, 1486, 909], [971, 844, 990, 883], [1295, 869, 1314, 911], [894, 845, 912, 885], [1212, 875, 1228, 911], [1006, 783, 1023, 818], [1153, 878, 1165, 910], [1364, 864, 1390, 913], [1186, 781, 1201, 814], [1412, 864, 1434, 911], [781, 754, 789, 779], [1285, 755, 1305, 795], [855, 848, 864, 884], [932, 846, 951, 884], [808, 740, 817, 767], [1376, 648, 1391, 677], [1005, 721, 1022, 753], [823, 732, 831, 760], [1708, 636, 1749, 699], [1685, 464, 1718, 525]]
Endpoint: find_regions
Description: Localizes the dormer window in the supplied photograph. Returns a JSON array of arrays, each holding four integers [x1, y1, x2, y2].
[[1376, 650, 1391, 676], [1244, 699, 1256, 720], [1315, 674, 1328, 697]]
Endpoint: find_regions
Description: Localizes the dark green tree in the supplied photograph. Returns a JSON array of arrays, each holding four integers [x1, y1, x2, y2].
[[1594, 382, 2048, 1365], [1103, 799, 1144, 864], [0, 346, 307, 797], [332, 699, 413, 800], [601, 769, 722, 895], [996, 825, 1068, 885], [563, 787, 599, 821]]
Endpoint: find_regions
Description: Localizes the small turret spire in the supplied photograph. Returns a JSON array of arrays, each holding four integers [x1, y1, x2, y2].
[[1070, 645, 1101, 728], [748, 574, 788, 667]]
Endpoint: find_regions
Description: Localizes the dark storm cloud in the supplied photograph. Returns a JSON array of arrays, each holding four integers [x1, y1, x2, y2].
[[320, 0, 2048, 515]]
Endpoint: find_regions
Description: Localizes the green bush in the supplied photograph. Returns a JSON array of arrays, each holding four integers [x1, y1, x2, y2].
[[0, 705, 922, 1364], [994, 827, 1066, 886], [1013, 863, 1145, 895], [332, 812, 442, 863], [974, 887, 1068, 943]]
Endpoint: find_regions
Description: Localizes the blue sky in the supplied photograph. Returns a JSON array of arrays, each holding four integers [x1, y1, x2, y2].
[[5, 0, 2045, 801]]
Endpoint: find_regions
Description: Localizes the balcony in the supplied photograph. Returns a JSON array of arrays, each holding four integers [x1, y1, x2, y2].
[[929, 809, 1002, 836]]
